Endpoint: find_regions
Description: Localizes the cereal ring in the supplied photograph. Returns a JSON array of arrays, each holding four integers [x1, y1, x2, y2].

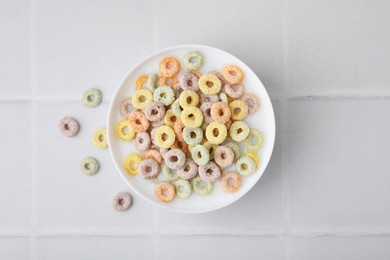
[[177, 158, 198, 180], [236, 156, 256, 176], [220, 172, 242, 193], [172, 139, 189, 153], [182, 127, 203, 146], [222, 65, 244, 84], [124, 154, 142, 176], [179, 90, 199, 108], [154, 125, 176, 148], [139, 158, 160, 179], [224, 141, 241, 161], [229, 121, 250, 142], [225, 118, 233, 130], [200, 93, 220, 104], [205, 122, 227, 145], [153, 86, 175, 106], [172, 99, 184, 117], [147, 73, 159, 91], [136, 75, 148, 90], [200, 102, 214, 124], [112, 192, 132, 211], [159, 57, 180, 77], [209, 71, 227, 87], [155, 182, 176, 202], [159, 75, 178, 87], [189, 70, 202, 78], [93, 128, 108, 149], [162, 164, 179, 181], [116, 119, 135, 141], [245, 150, 260, 168], [174, 179, 192, 199], [151, 119, 164, 129], [164, 149, 186, 169], [199, 161, 221, 182], [119, 98, 134, 118], [242, 94, 260, 114], [191, 145, 210, 166], [181, 106, 203, 128], [135, 132, 151, 151], [173, 120, 185, 141], [191, 176, 213, 196], [214, 145, 234, 168], [82, 88, 102, 108], [58, 117, 79, 137], [173, 83, 182, 98], [164, 109, 179, 128], [198, 74, 222, 94], [182, 51, 204, 70], [80, 157, 99, 176], [128, 111, 150, 133], [210, 102, 231, 124], [179, 72, 200, 91], [144, 102, 166, 122], [229, 100, 249, 120], [132, 89, 153, 110], [219, 92, 228, 104], [243, 129, 264, 151], [145, 149, 163, 164], [224, 83, 244, 99]]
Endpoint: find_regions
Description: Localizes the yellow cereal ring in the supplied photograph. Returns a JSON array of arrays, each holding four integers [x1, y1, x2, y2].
[[132, 89, 153, 110], [205, 122, 227, 145], [115, 119, 135, 141], [179, 90, 199, 108], [135, 75, 148, 90], [93, 128, 108, 149], [198, 74, 222, 94], [222, 65, 244, 84], [159, 75, 178, 87], [245, 150, 260, 168], [155, 125, 176, 148], [164, 109, 179, 128], [159, 57, 180, 77], [124, 154, 142, 176], [181, 106, 203, 128], [229, 100, 249, 120]]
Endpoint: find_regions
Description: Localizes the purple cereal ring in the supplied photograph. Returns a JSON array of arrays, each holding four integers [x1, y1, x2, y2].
[[241, 94, 260, 114], [200, 93, 220, 104], [198, 161, 221, 182], [200, 102, 214, 124], [58, 117, 79, 137], [180, 72, 199, 92], [120, 98, 134, 118], [173, 84, 182, 99], [224, 83, 244, 99], [139, 158, 160, 179], [214, 145, 234, 168], [144, 102, 166, 122], [135, 132, 151, 151], [164, 149, 186, 169], [176, 158, 198, 180]]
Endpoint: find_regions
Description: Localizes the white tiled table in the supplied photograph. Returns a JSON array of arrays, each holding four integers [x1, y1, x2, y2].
[[1, 0, 390, 259]]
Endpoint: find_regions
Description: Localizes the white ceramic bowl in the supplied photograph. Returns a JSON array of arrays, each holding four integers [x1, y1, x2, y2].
[[107, 44, 275, 213]]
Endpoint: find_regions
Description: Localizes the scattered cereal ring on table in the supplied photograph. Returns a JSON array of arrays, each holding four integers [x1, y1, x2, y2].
[[191, 144, 210, 166], [159, 57, 180, 77], [214, 145, 234, 168], [176, 158, 197, 180], [80, 157, 99, 176], [236, 156, 256, 176], [119, 98, 134, 118], [245, 150, 260, 168], [147, 73, 159, 91], [224, 83, 244, 99], [199, 161, 221, 182], [163, 109, 179, 128], [116, 119, 135, 141], [124, 154, 142, 176], [174, 179, 192, 199], [132, 89, 153, 110], [112, 192, 132, 211], [136, 75, 148, 90], [139, 158, 160, 179], [153, 86, 175, 106], [191, 176, 213, 196], [182, 51, 204, 70], [182, 127, 203, 146], [155, 182, 176, 202], [154, 125, 176, 148], [229, 121, 250, 142], [243, 129, 264, 151], [82, 88, 102, 108], [220, 172, 242, 193], [58, 117, 79, 137], [241, 94, 260, 114], [179, 72, 199, 91], [93, 128, 108, 149], [210, 102, 231, 124], [229, 100, 249, 120], [128, 111, 150, 133], [135, 132, 151, 151], [162, 164, 179, 181], [159, 75, 178, 87], [181, 106, 203, 128], [198, 74, 222, 94], [144, 102, 166, 122], [205, 122, 227, 145], [223, 141, 241, 161], [222, 65, 244, 84], [179, 90, 199, 108], [145, 149, 163, 165], [164, 149, 186, 170]]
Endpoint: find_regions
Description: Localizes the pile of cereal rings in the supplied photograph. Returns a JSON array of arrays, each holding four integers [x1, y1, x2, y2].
[[116, 50, 263, 203]]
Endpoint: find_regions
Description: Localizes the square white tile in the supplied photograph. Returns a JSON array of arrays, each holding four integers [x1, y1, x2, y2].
[[0, 102, 32, 230], [285, 99, 390, 229], [0, 237, 30, 260]]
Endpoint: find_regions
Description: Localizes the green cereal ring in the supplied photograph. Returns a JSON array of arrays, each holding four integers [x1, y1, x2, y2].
[[191, 144, 210, 166], [147, 73, 159, 91], [153, 86, 175, 106], [162, 164, 179, 181], [174, 179, 192, 199], [220, 92, 228, 104], [229, 121, 250, 142], [82, 88, 102, 108], [191, 176, 213, 196], [224, 141, 241, 161], [236, 156, 256, 176], [183, 127, 203, 145], [172, 99, 183, 117], [243, 129, 264, 151], [182, 51, 204, 70], [80, 157, 99, 176]]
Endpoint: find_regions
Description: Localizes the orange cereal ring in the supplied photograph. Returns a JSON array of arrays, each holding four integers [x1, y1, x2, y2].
[[210, 102, 231, 124], [155, 125, 176, 148], [225, 118, 233, 130], [159, 57, 180, 77], [173, 120, 185, 141], [205, 122, 227, 145], [229, 100, 249, 120], [181, 106, 203, 128], [222, 65, 244, 84], [198, 74, 222, 94], [164, 109, 179, 128], [159, 75, 178, 87], [135, 75, 148, 90], [145, 149, 163, 165], [189, 70, 202, 78], [128, 111, 150, 133], [155, 182, 176, 202], [172, 139, 189, 154], [132, 89, 153, 110], [220, 172, 242, 193]]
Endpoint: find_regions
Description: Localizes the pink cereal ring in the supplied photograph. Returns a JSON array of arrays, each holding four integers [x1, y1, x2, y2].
[[58, 117, 79, 137]]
